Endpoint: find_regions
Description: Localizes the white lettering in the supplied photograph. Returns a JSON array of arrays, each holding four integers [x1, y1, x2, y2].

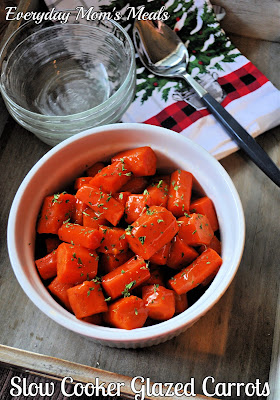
[[183, 378, 196, 397], [202, 376, 215, 397], [10, 376, 22, 396], [164, 382, 175, 396], [61, 376, 74, 397], [131, 376, 145, 400], [10, 377, 54, 397]]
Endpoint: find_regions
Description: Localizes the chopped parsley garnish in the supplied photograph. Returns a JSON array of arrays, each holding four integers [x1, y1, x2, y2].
[[139, 236, 146, 245], [157, 180, 163, 188], [122, 280, 136, 297]]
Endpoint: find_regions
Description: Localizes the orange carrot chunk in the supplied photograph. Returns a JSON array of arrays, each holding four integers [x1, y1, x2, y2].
[[178, 213, 214, 246], [99, 250, 134, 275], [126, 206, 178, 260], [174, 292, 188, 314], [86, 162, 105, 177], [76, 185, 124, 226], [81, 314, 103, 325], [102, 255, 150, 300], [201, 266, 220, 287], [112, 191, 131, 207], [104, 296, 148, 330], [45, 237, 60, 254], [111, 146, 157, 177], [144, 265, 165, 286], [35, 250, 57, 280], [149, 242, 171, 265], [58, 223, 103, 250], [145, 179, 169, 207], [167, 170, 193, 217], [199, 235, 222, 255], [72, 198, 87, 225], [67, 280, 108, 319], [125, 194, 151, 224], [168, 248, 222, 295], [120, 177, 148, 194], [98, 226, 128, 255], [48, 277, 73, 311], [167, 235, 198, 269], [142, 285, 175, 320], [190, 196, 219, 232], [74, 177, 93, 191], [82, 207, 109, 229], [89, 161, 132, 193], [57, 243, 98, 285], [37, 193, 75, 234]]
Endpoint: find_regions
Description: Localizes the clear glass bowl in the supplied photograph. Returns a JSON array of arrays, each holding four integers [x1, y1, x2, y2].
[[0, 15, 136, 146]]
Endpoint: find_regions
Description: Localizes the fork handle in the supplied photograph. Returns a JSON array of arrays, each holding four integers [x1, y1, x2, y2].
[[181, 73, 280, 187]]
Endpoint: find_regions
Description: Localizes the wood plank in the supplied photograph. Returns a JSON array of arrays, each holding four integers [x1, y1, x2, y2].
[[214, 0, 280, 43], [0, 345, 214, 400]]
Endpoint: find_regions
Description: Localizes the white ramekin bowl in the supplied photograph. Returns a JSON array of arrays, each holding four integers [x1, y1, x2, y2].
[[7, 123, 245, 348]]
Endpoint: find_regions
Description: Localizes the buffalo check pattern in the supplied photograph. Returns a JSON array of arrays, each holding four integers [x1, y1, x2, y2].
[[145, 62, 269, 133]]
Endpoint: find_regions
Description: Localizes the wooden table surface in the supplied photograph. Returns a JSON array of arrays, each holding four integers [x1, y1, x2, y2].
[[0, 4, 280, 400]]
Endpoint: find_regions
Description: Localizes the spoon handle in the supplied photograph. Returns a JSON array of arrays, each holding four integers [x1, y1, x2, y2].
[[182, 74, 280, 187]]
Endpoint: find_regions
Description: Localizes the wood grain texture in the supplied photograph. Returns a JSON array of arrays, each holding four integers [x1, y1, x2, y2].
[[0, 9, 279, 400], [214, 0, 280, 43], [0, 345, 214, 400]]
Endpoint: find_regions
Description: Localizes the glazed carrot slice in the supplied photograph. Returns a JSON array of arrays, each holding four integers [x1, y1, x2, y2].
[[199, 235, 222, 255], [35, 250, 57, 280], [144, 265, 165, 286], [168, 248, 222, 295], [37, 193, 75, 234], [201, 267, 220, 287], [112, 191, 131, 207], [104, 296, 148, 330], [125, 194, 151, 224], [167, 235, 198, 269], [82, 207, 109, 229], [67, 280, 108, 319], [48, 277, 73, 311], [81, 314, 103, 325], [177, 213, 214, 246], [89, 161, 132, 193], [149, 242, 171, 265], [142, 285, 175, 320], [99, 250, 134, 275], [145, 179, 169, 207], [74, 177, 92, 191], [58, 222, 103, 250], [57, 243, 98, 285], [98, 226, 128, 255], [86, 162, 105, 177], [45, 237, 60, 254], [174, 292, 188, 314], [167, 170, 193, 217], [120, 177, 148, 194], [126, 206, 178, 260], [190, 196, 219, 231], [111, 146, 157, 177], [76, 185, 124, 226], [101, 255, 150, 300], [72, 198, 87, 225]]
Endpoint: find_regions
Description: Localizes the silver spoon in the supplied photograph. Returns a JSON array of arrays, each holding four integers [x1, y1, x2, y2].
[[133, 20, 280, 188]]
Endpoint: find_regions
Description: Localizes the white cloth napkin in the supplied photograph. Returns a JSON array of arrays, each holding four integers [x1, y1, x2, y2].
[[44, 0, 280, 160]]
